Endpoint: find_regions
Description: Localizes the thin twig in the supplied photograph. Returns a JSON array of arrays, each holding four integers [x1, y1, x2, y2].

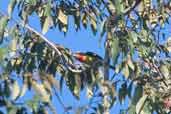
[[143, 59, 168, 87]]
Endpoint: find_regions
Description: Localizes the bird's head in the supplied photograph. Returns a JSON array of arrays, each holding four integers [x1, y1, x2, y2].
[[73, 52, 88, 62]]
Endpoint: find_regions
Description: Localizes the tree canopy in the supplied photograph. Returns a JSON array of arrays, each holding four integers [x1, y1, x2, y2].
[[0, 0, 171, 114]]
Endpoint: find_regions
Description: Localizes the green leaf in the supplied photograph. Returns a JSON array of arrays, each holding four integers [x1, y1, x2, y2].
[[0, 47, 7, 62], [0, 16, 9, 44], [166, 37, 171, 52], [128, 105, 136, 114], [118, 83, 127, 104], [81, 12, 87, 28], [26, 95, 40, 112], [128, 81, 133, 98], [100, 20, 106, 38], [86, 86, 93, 99], [19, 80, 28, 98], [159, 64, 169, 78], [10, 38, 18, 51], [29, 0, 37, 6], [7, 106, 18, 114], [31, 80, 51, 103], [127, 55, 135, 71], [114, 0, 124, 14], [4, 80, 11, 98], [44, 1, 51, 16], [42, 16, 51, 34], [90, 12, 97, 35], [132, 85, 143, 105], [141, 101, 151, 114], [129, 31, 138, 43], [122, 64, 129, 78], [8, 0, 17, 18], [111, 36, 119, 64], [136, 95, 148, 114], [11, 80, 20, 100], [107, 0, 116, 14], [58, 9, 68, 25]]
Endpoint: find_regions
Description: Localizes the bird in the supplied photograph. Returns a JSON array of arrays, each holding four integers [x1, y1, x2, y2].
[[73, 52, 115, 70]]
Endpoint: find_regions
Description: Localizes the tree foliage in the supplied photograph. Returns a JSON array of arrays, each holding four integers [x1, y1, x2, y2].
[[0, 0, 171, 114]]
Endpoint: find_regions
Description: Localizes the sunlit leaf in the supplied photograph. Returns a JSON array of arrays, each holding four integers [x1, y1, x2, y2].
[[42, 16, 52, 34], [58, 9, 68, 25], [114, 0, 124, 14], [122, 64, 129, 78], [136, 95, 147, 114], [159, 64, 169, 78], [11, 80, 20, 100], [81, 12, 87, 28], [127, 55, 135, 71], [31, 80, 50, 103], [19, 80, 28, 98], [26, 95, 40, 112], [0, 16, 9, 43], [8, 0, 17, 18], [137, 1, 144, 16], [43, 79, 52, 93], [90, 12, 97, 35], [46, 74, 60, 91], [166, 37, 171, 52], [100, 20, 106, 38], [10, 38, 17, 51], [74, 85, 80, 99], [107, 0, 116, 14]]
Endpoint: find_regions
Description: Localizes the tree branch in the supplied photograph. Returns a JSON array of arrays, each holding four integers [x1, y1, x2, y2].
[[0, 9, 84, 73]]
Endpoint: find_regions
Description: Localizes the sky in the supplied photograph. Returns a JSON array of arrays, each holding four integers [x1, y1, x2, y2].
[[0, 0, 124, 114]]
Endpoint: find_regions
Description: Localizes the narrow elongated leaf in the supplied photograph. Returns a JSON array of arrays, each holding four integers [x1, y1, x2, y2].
[[10, 38, 17, 51], [166, 37, 171, 52], [8, 106, 18, 114], [128, 105, 136, 114], [0, 47, 7, 62], [159, 64, 169, 78], [86, 87, 93, 99], [8, 0, 17, 18], [31, 80, 50, 103], [0, 16, 9, 43], [46, 74, 60, 91], [90, 12, 97, 35], [122, 64, 129, 78], [11, 80, 20, 100], [127, 55, 135, 71], [111, 36, 119, 64], [100, 20, 106, 38], [58, 9, 68, 25], [136, 95, 148, 114], [19, 80, 28, 98], [42, 16, 52, 34], [132, 85, 143, 105], [81, 12, 87, 28], [107, 0, 116, 14], [43, 79, 52, 93]]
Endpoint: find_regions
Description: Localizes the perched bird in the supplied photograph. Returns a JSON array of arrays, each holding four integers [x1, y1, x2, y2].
[[73, 52, 115, 69]]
